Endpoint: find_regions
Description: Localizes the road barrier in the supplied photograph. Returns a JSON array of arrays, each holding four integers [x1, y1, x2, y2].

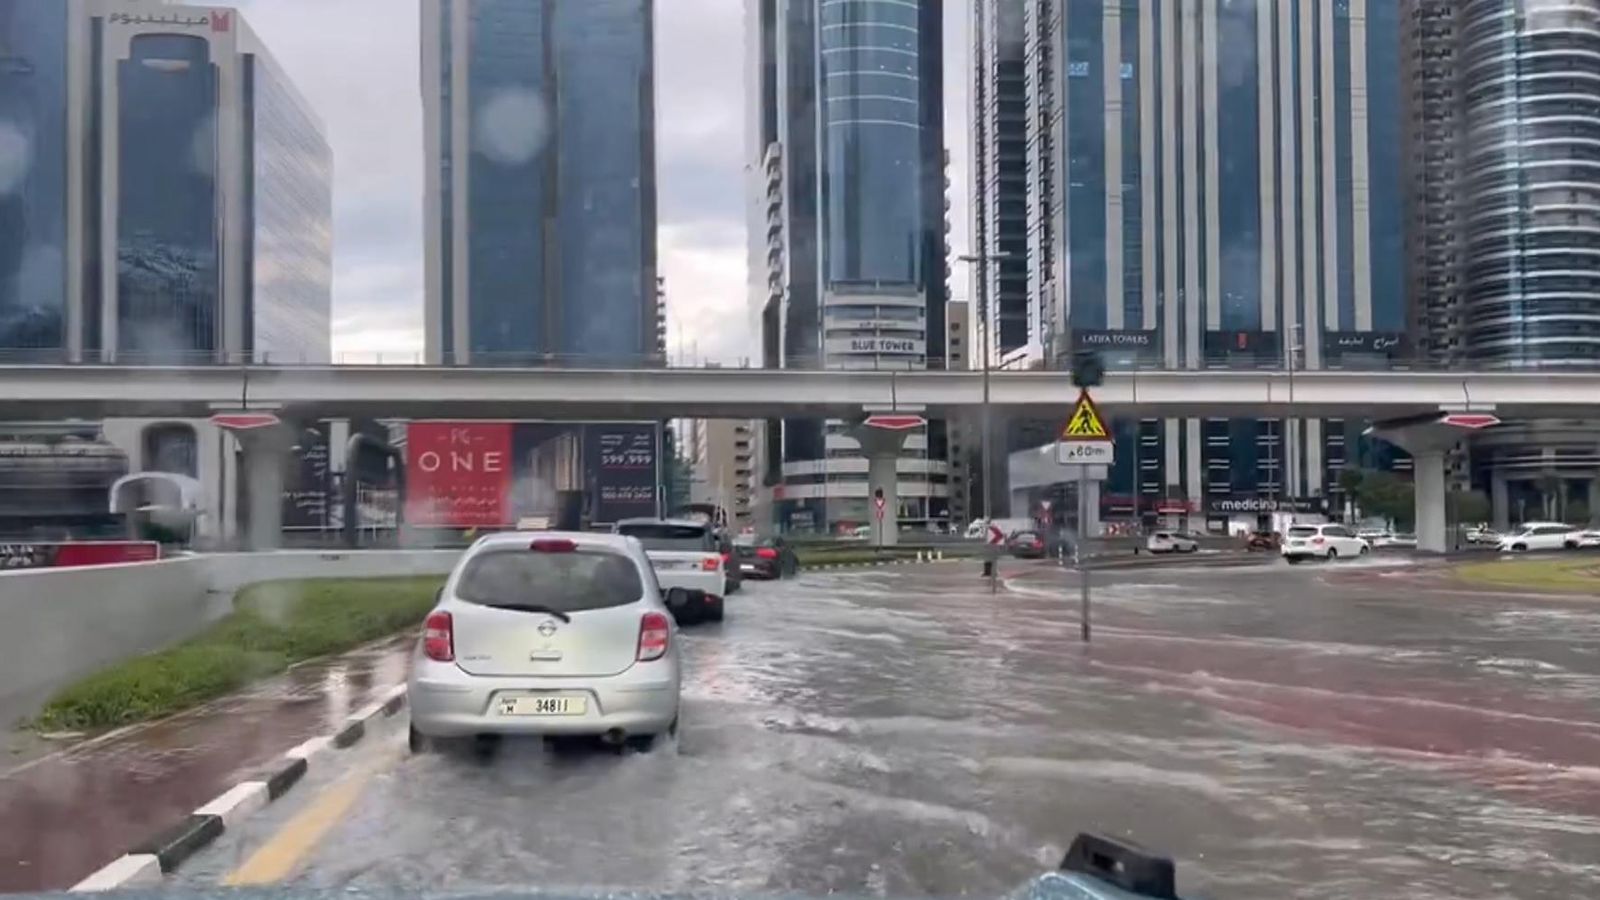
[[0, 550, 460, 728]]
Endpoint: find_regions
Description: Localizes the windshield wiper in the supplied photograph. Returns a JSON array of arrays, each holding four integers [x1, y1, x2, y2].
[[485, 603, 572, 622]]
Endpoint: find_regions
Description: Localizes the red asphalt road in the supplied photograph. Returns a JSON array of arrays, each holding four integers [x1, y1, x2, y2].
[[1010, 563, 1600, 821], [0, 638, 410, 893]]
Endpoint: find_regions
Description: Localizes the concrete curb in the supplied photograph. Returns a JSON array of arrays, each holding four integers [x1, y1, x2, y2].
[[70, 682, 408, 892]]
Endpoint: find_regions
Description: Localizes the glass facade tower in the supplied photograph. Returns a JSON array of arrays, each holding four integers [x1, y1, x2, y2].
[[423, 0, 658, 366], [750, 0, 949, 534], [1005, 0, 1406, 527], [0, 1, 330, 364], [0, 0, 70, 355]]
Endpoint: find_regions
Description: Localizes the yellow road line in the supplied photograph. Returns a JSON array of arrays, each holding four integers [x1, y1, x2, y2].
[[223, 748, 400, 886]]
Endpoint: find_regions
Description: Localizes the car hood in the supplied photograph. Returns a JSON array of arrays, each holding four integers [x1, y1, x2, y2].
[[36, 873, 1143, 900]]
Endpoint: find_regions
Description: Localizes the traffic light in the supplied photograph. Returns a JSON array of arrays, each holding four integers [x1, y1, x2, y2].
[[1071, 349, 1105, 388]]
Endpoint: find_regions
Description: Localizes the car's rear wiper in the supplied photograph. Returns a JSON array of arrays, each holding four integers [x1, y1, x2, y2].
[[485, 603, 572, 622]]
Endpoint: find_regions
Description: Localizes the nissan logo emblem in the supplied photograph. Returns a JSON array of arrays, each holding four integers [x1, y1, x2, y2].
[[537, 620, 559, 637]]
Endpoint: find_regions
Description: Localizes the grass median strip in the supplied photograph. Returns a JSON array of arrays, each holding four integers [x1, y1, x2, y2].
[[1454, 557, 1600, 594], [34, 575, 443, 731]]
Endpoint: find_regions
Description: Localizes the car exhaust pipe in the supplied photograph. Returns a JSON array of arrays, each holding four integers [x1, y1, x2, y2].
[[601, 728, 627, 746]]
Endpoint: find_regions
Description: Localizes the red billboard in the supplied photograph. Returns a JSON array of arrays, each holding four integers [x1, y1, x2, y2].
[[405, 422, 513, 527]]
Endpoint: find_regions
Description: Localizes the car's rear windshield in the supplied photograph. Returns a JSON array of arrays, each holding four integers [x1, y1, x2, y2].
[[1287, 526, 1319, 537], [455, 548, 643, 612], [617, 523, 713, 551]]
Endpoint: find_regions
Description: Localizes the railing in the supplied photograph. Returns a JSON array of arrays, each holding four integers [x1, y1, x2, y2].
[[0, 348, 1596, 373]]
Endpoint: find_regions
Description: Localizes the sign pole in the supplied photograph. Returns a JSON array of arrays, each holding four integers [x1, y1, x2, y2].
[[1079, 465, 1090, 643]]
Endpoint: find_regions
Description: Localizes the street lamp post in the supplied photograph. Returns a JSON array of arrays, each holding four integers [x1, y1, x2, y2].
[[958, 251, 1014, 593]]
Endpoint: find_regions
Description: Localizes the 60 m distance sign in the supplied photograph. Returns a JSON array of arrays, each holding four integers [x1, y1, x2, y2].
[[1055, 389, 1115, 465]]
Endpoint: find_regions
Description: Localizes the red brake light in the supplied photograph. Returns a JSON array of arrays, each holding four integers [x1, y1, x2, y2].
[[423, 610, 454, 662], [756, 547, 778, 560], [721, 552, 732, 564], [1311, 537, 1325, 545], [701, 556, 721, 571], [1033, 539, 1044, 549], [530, 538, 577, 553], [637, 611, 670, 661]]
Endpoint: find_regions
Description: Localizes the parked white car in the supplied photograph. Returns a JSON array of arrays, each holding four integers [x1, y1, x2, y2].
[[1281, 523, 1369, 563], [1465, 526, 1502, 545], [1146, 531, 1199, 554], [1497, 522, 1578, 553]]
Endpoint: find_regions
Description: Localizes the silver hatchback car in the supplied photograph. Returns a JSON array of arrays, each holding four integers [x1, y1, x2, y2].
[[407, 531, 681, 751]]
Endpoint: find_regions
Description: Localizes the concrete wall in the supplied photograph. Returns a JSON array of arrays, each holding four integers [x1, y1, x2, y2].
[[0, 550, 461, 729]]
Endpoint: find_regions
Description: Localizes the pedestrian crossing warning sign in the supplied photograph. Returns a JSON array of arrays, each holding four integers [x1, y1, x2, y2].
[[1062, 390, 1109, 440]]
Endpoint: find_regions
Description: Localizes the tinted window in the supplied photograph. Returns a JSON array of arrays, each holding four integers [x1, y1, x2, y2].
[[616, 522, 713, 551], [455, 548, 642, 612], [1287, 526, 1318, 537]]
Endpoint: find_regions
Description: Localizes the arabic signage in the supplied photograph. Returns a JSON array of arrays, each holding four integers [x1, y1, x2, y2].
[[1206, 496, 1327, 515], [107, 10, 232, 32], [282, 424, 331, 530], [1322, 331, 1406, 355], [586, 423, 659, 524], [1072, 329, 1157, 349], [404, 422, 660, 529]]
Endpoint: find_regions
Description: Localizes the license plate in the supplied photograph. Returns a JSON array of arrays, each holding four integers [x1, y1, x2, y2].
[[1288, 541, 1303, 547], [497, 695, 587, 716]]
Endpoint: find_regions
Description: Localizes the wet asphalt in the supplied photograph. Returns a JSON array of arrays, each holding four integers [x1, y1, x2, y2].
[[169, 559, 1600, 899]]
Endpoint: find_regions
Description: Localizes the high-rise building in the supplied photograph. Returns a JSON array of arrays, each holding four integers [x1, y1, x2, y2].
[[748, 0, 951, 534], [1403, 0, 1600, 526], [990, 0, 1406, 527], [689, 418, 755, 530], [421, 0, 658, 366], [0, 0, 331, 364], [971, 0, 1031, 365]]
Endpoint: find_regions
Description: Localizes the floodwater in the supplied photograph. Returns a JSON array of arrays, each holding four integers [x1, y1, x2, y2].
[[164, 560, 1600, 897]]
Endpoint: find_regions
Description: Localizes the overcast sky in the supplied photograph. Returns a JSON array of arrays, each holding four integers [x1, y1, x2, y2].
[[233, 0, 971, 365]]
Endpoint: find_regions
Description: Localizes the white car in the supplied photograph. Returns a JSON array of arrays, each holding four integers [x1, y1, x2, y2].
[[614, 518, 727, 622], [1146, 531, 1198, 554], [1465, 526, 1502, 545], [1497, 522, 1578, 552], [1567, 530, 1600, 550], [1372, 533, 1417, 549], [1281, 523, 1369, 563], [407, 531, 680, 751]]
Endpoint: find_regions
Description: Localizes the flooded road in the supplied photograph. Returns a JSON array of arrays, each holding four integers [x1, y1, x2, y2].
[[176, 560, 1600, 899]]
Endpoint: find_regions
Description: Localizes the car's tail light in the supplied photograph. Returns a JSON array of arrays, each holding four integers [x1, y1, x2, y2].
[[530, 538, 577, 553], [701, 556, 721, 571], [422, 610, 454, 662], [637, 612, 670, 661], [1033, 540, 1044, 550], [1311, 537, 1325, 545], [721, 552, 733, 565], [756, 547, 779, 560]]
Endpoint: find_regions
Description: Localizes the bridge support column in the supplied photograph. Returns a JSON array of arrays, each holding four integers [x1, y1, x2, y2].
[[1366, 413, 1499, 555], [1491, 472, 1510, 532], [1413, 450, 1448, 555], [850, 423, 913, 549], [216, 420, 296, 551]]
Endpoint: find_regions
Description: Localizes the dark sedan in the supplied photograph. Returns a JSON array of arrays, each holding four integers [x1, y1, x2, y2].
[[733, 536, 800, 579], [1006, 530, 1048, 559]]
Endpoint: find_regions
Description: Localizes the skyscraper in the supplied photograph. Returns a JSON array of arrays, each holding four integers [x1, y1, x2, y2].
[[421, 0, 658, 366], [971, 0, 1031, 364], [1404, 0, 1600, 526], [748, 0, 950, 534], [986, 0, 1406, 526], [0, 0, 331, 363]]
